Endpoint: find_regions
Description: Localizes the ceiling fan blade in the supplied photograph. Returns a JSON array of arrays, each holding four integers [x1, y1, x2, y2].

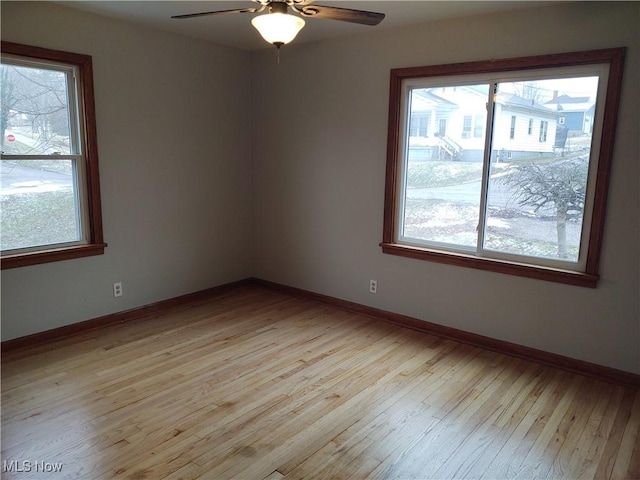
[[171, 7, 259, 20], [294, 4, 385, 26]]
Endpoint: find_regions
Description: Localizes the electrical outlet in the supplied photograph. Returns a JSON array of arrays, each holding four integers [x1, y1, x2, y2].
[[113, 282, 123, 298], [369, 279, 377, 294]]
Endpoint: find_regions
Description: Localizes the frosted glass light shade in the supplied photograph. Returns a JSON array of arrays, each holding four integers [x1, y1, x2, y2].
[[251, 13, 305, 45]]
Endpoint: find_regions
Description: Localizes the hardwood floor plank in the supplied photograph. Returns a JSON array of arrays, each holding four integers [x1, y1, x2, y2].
[[428, 357, 528, 479], [577, 385, 626, 479], [546, 379, 611, 479], [192, 331, 431, 479], [479, 368, 567, 479], [610, 391, 640, 479], [2, 285, 638, 480], [627, 425, 640, 480], [370, 355, 510, 478], [159, 462, 207, 480], [513, 374, 586, 478], [593, 388, 637, 479], [447, 362, 546, 478], [102, 315, 408, 478], [281, 341, 450, 479]]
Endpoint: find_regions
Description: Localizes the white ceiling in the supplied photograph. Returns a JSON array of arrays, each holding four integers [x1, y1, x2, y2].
[[55, 1, 558, 51]]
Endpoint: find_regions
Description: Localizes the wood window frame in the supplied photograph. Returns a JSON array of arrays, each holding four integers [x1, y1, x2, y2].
[[381, 48, 625, 288], [1, 41, 106, 269]]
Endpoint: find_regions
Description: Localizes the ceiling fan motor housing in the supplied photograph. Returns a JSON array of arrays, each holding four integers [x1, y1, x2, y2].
[[269, 2, 288, 15]]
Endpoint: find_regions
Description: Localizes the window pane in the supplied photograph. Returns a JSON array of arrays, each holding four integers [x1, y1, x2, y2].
[[1, 63, 72, 155], [483, 77, 599, 261], [402, 84, 489, 248], [1, 159, 81, 250]]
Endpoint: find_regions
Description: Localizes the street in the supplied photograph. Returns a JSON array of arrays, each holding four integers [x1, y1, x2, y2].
[[0, 162, 72, 195]]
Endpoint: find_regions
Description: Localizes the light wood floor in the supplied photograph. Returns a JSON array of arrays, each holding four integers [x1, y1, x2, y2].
[[2, 285, 639, 480]]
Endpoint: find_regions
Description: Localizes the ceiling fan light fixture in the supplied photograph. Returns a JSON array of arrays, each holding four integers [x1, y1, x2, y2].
[[251, 12, 305, 46]]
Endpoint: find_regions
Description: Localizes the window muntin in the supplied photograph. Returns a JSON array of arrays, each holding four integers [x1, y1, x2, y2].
[[1, 42, 105, 269], [382, 49, 625, 287]]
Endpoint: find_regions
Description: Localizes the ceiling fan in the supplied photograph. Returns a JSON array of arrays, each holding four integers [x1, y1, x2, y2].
[[171, 0, 385, 49]]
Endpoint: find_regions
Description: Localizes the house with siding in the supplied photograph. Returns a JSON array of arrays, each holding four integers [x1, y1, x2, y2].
[[491, 92, 558, 161], [408, 86, 557, 162], [544, 93, 596, 136]]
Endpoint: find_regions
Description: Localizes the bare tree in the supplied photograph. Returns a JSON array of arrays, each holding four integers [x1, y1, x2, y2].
[[1, 66, 16, 142], [1, 63, 69, 153], [503, 157, 588, 259], [513, 81, 546, 104]]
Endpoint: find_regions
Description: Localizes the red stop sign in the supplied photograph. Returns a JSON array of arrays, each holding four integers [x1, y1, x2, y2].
[[7, 134, 15, 142]]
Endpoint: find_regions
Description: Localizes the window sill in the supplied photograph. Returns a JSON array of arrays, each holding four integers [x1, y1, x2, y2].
[[380, 242, 598, 288], [1, 243, 107, 270]]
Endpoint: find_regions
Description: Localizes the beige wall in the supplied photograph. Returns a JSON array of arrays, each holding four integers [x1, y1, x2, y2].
[[1, 2, 253, 340], [251, 2, 640, 374], [2, 2, 639, 375]]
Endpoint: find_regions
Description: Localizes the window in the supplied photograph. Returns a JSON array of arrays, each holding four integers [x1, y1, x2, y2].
[[474, 114, 484, 138], [462, 115, 472, 138], [438, 119, 447, 137], [382, 48, 625, 287], [1, 42, 105, 269], [528, 118, 533, 135], [539, 120, 548, 142], [409, 113, 428, 137]]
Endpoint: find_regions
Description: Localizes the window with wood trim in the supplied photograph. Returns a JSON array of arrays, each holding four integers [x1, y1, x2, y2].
[[381, 48, 625, 287], [1, 42, 106, 269]]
